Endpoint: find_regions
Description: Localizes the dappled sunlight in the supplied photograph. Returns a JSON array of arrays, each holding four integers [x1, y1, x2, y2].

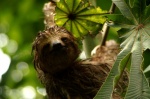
[[11, 70, 23, 82], [11, 62, 30, 82], [16, 62, 29, 76], [0, 33, 8, 48], [36, 87, 47, 96], [0, 86, 38, 99], [0, 50, 11, 81], [21, 86, 36, 99], [6, 40, 18, 54]]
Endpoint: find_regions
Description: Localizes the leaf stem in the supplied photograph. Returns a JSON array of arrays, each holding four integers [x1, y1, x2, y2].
[[83, 35, 98, 58], [101, 3, 116, 46], [109, 3, 116, 14]]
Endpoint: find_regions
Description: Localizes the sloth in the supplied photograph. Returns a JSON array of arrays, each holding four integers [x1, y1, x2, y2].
[[32, 26, 124, 99]]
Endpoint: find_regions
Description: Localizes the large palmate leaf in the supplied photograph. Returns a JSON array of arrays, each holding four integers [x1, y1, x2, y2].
[[55, 0, 107, 38], [94, 0, 150, 98]]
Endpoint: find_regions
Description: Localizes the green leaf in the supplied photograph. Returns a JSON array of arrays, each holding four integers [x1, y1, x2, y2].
[[55, 0, 107, 39], [64, 20, 72, 32], [129, 0, 135, 7], [56, 0, 69, 14], [55, 18, 68, 26], [78, 7, 106, 15], [55, 8, 67, 19], [112, 0, 138, 24], [77, 15, 105, 24], [72, 0, 81, 12], [95, 0, 150, 98], [143, 5, 150, 23], [75, 19, 100, 34], [94, 46, 132, 99], [64, 0, 74, 12], [71, 21, 81, 38], [125, 36, 150, 98], [74, 20, 88, 37], [74, 2, 90, 13]]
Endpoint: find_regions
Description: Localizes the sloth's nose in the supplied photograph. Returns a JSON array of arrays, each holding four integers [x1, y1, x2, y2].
[[52, 42, 63, 50]]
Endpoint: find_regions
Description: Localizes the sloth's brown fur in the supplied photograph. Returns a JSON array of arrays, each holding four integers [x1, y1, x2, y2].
[[32, 26, 123, 99]]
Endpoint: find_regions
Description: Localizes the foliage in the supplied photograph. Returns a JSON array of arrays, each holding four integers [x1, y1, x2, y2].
[[0, 0, 150, 99], [94, 0, 150, 98], [55, 0, 107, 39]]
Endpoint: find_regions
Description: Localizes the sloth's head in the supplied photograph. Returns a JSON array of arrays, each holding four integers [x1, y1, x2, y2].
[[32, 26, 80, 74]]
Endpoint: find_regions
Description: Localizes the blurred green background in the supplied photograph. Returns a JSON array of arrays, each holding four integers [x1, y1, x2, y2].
[[0, 0, 48, 99]]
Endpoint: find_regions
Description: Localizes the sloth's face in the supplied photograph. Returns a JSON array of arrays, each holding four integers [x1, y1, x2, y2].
[[33, 26, 80, 73]]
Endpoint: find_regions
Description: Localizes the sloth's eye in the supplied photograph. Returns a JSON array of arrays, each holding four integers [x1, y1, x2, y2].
[[61, 37, 69, 42]]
